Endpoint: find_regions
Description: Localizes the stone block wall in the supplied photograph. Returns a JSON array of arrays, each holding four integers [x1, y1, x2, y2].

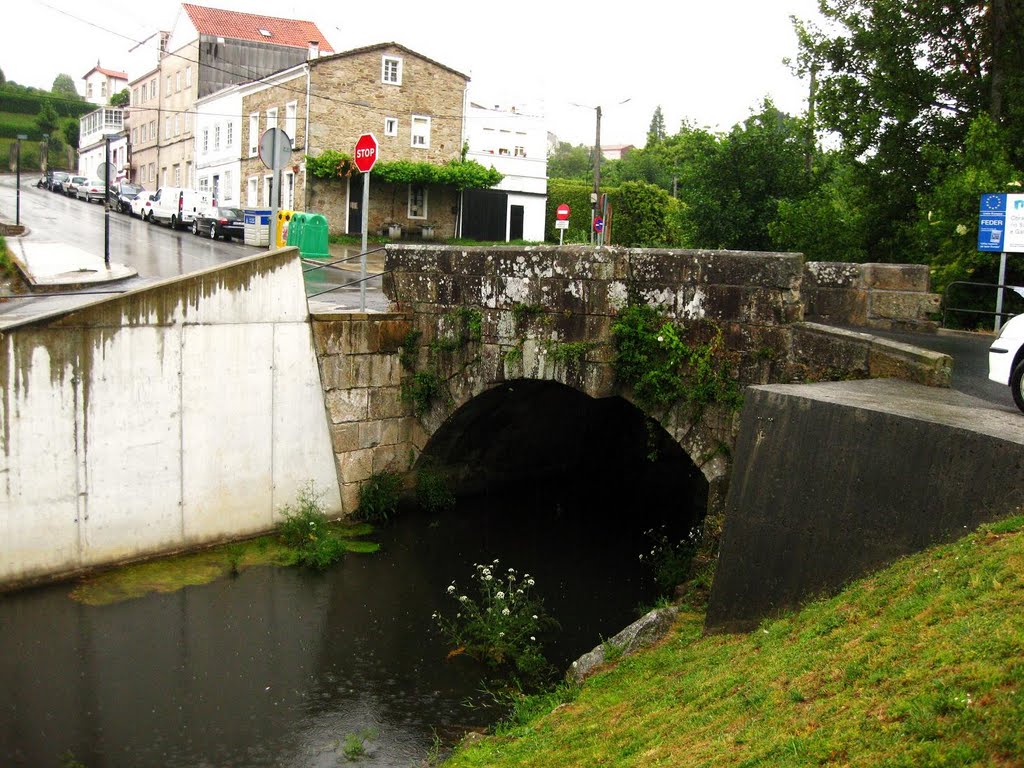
[[803, 261, 941, 331], [311, 311, 415, 513]]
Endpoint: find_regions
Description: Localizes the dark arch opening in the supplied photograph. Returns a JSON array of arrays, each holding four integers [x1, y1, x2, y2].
[[413, 380, 708, 663]]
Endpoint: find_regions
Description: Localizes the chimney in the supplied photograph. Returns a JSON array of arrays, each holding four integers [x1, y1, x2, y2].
[[308, 40, 320, 59]]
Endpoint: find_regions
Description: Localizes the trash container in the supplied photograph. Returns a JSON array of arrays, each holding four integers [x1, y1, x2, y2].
[[243, 209, 271, 246], [286, 213, 307, 248], [299, 214, 329, 259], [276, 210, 294, 249]]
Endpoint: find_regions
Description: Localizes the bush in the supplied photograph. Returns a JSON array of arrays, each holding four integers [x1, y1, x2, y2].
[[434, 561, 557, 689], [355, 471, 402, 522], [640, 526, 701, 593], [416, 466, 455, 513], [277, 483, 345, 570]]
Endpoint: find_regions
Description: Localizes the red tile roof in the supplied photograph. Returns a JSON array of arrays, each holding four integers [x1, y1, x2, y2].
[[182, 3, 334, 53], [83, 66, 128, 80]]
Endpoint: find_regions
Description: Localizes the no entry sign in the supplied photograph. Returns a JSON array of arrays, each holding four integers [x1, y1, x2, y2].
[[354, 133, 378, 173], [556, 203, 571, 221]]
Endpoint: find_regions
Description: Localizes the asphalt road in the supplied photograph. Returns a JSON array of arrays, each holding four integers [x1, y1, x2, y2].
[[0, 174, 387, 319]]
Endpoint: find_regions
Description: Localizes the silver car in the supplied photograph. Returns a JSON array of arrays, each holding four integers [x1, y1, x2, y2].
[[76, 179, 107, 204]]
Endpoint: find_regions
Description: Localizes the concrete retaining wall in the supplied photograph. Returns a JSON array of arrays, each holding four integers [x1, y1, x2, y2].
[[0, 250, 341, 588], [706, 380, 1024, 632]]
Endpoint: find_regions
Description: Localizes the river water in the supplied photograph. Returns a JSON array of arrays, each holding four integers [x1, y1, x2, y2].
[[1, 476, 701, 767]]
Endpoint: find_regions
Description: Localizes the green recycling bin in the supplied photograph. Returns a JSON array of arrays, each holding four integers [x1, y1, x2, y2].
[[286, 213, 307, 248], [299, 214, 329, 259]]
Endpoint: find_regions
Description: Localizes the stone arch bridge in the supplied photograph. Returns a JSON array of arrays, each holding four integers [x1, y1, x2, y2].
[[312, 245, 946, 516]]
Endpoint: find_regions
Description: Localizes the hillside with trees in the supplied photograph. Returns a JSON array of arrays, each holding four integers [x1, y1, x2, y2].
[[0, 72, 91, 171]]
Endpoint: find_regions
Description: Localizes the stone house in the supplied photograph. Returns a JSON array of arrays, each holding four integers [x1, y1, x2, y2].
[[239, 43, 470, 237]]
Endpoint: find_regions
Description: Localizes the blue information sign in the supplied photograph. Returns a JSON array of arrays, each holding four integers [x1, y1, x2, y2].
[[978, 193, 1006, 252]]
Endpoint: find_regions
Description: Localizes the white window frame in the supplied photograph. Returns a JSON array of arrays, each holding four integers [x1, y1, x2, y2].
[[185, 66, 192, 88], [132, 127, 138, 145], [226, 121, 233, 148], [165, 75, 171, 96], [202, 128, 209, 153], [174, 114, 180, 136], [214, 124, 221, 151], [150, 79, 157, 100], [263, 174, 274, 207], [249, 113, 259, 157], [407, 183, 428, 220], [266, 107, 278, 132], [384, 117, 398, 137], [175, 72, 181, 92], [165, 116, 171, 139], [247, 176, 258, 207], [285, 101, 297, 145], [198, 176, 209, 194], [410, 115, 431, 149], [173, 164, 181, 186], [381, 55, 402, 85], [223, 170, 233, 202]]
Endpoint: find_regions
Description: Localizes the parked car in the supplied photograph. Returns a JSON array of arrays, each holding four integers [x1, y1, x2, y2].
[[65, 176, 89, 198], [130, 192, 156, 219], [49, 171, 71, 194], [989, 313, 1024, 413], [76, 179, 107, 203], [192, 207, 244, 241], [148, 187, 211, 230], [113, 181, 145, 214]]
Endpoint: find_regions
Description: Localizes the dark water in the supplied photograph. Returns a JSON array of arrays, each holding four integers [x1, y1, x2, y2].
[[0, 481, 697, 767]]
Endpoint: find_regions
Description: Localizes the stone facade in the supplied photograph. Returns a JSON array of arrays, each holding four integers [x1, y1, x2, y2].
[[803, 261, 941, 331], [239, 70, 308, 210]]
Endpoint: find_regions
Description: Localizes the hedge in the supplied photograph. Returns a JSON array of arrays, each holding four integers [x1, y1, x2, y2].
[[0, 90, 93, 118]]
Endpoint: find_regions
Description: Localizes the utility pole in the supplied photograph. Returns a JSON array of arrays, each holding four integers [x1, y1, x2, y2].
[[592, 106, 601, 246], [15, 134, 26, 226]]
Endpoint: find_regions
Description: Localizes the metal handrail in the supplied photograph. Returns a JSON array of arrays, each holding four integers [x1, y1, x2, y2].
[[300, 246, 386, 274], [941, 280, 1022, 327]]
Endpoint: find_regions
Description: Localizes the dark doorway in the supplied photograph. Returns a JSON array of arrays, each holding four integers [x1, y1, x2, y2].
[[509, 204, 524, 241], [463, 189, 508, 241], [348, 174, 363, 234]]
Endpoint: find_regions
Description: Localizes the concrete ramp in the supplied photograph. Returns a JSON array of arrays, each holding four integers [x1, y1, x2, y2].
[[706, 379, 1024, 632]]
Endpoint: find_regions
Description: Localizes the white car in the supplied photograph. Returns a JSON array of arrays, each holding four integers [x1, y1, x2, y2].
[[989, 313, 1024, 413], [130, 192, 156, 220]]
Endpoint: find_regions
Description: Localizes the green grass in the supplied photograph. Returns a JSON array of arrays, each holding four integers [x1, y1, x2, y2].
[[0, 111, 40, 131], [445, 515, 1024, 767]]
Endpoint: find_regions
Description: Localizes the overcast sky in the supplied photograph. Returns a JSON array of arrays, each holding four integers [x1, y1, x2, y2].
[[9, 0, 823, 147]]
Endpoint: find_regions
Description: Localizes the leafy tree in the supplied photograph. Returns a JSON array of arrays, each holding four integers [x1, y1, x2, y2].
[[547, 142, 593, 181], [35, 101, 59, 135], [612, 180, 681, 247], [0, 67, 5, 86], [109, 88, 129, 107], [61, 117, 79, 149], [647, 106, 667, 147], [51, 73, 80, 100]]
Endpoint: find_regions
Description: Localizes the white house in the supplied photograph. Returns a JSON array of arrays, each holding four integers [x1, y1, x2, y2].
[[195, 84, 243, 206], [77, 107, 128, 181], [463, 101, 548, 242], [81, 63, 128, 107]]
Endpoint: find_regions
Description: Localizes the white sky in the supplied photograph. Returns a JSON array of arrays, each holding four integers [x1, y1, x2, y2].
[[9, 0, 823, 147]]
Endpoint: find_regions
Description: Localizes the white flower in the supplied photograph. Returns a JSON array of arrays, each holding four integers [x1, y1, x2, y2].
[[459, 595, 468, 602], [657, 335, 664, 342], [447, 585, 456, 594], [498, 632, 505, 637], [484, 575, 493, 581], [496, 591, 505, 599], [502, 608, 510, 616], [532, 615, 538, 620], [530, 636, 536, 641], [527, 578, 535, 586], [955, 223, 968, 236]]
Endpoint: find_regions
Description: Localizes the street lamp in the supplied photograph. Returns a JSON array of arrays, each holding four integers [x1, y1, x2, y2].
[[572, 98, 630, 245], [15, 134, 27, 226]]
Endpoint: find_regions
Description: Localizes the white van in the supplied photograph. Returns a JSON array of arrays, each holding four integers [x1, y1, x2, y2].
[[148, 187, 212, 230]]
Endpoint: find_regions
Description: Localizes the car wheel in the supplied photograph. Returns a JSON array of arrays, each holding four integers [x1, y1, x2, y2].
[[192, 220, 199, 236], [1011, 359, 1024, 414], [210, 225, 217, 240], [147, 212, 154, 224], [170, 215, 178, 230]]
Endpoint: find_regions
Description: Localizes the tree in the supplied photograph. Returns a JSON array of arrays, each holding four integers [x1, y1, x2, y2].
[[61, 117, 79, 149], [0, 67, 5, 86], [51, 73, 80, 100], [109, 88, 130, 107], [547, 142, 593, 181], [646, 106, 667, 147], [35, 101, 59, 135]]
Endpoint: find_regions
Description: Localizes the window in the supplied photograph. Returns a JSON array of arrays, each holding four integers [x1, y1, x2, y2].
[[226, 121, 233, 148], [150, 79, 157, 100], [86, 82, 93, 99], [165, 75, 171, 96], [408, 184, 427, 219], [285, 101, 297, 145], [198, 177, 209, 193], [101, 81, 107, 97], [384, 117, 398, 136], [410, 115, 430, 148], [247, 176, 258, 207], [514, 146, 526, 157], [175, 72, 181, 92], [184, 112, 190, 132], [283, 171, 294, 210], [249, 113, 259, 156], [185, 66, 192, 88], [132, 127, 138, 145], [174, 114, 180, 136], [381, 55, 402, 85], [148, 162, 155, 182], [173, 164, 181, 186], [165, 116, 171, 139], [162, 167, 167, 187], [133, 87, 140, 105], [149, 120, 156, 140], [214, 124, 220, 151], [266, 107, 277, 132], [224, 170, 233, 201], [202, 128, 209, 153], [263, 175, 274, 207]]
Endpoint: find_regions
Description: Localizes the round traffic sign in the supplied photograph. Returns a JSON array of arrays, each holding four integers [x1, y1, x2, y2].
[[354, 133, 379, 173], [556, 203, 571, 221], [593, 216, 605, 233], [259, 128, 293, 170]]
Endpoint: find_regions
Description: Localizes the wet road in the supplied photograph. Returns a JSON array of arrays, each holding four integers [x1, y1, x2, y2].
[[0, 175, 387, 319]]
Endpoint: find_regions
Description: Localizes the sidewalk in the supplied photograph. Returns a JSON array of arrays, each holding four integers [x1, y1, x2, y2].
[[5, 228, 137, 289]]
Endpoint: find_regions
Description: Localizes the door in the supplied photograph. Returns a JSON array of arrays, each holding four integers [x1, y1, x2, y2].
[[348, 173, 363, 234], [509, 205, 524, 241], [463, 189, 508, 241]]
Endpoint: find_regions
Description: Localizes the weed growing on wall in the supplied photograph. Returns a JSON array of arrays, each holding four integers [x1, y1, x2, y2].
[[612, 303, 742, 414], [277, 483, 346, 570], [355, 471, 403, 523], [639, 525, 701, 594], [402, 308, 484, 415], [434, 561, 557, 690]]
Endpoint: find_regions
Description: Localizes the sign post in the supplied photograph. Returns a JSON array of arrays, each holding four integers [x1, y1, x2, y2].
[[354, 133, 378, 311], [259, 127, 293, 251], [978, 193, 1024, 331], [555, 203, 570, 245], [15, 134, 26, 226]]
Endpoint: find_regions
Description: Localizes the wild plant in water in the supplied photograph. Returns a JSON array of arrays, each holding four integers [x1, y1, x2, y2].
[[433, 560, 557, 689], [277, 483, 345, 570], [639, 525, 701, 593]]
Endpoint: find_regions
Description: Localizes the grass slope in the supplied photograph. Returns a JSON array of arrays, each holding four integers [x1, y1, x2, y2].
[[446, 516, 1024, 767]]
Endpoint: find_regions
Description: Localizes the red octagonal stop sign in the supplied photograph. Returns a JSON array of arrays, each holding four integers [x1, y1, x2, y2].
[[354, 133, 378, 173]]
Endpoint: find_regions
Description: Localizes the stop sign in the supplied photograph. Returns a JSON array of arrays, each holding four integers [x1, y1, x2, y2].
[[556, 203, 571, 221], [354, 133, 378, 173]]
